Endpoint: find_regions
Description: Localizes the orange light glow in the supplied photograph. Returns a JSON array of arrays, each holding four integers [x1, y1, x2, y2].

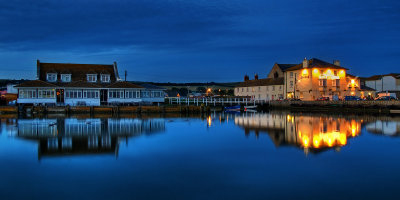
[[326, 69, 332, 74], [313, 69, 319, 74], [302, 136, 310, 148], [313, 136, 321, 148], [339, 70, 345, 78], [207, 116, 212, 126], [339, 134, 347, 145]]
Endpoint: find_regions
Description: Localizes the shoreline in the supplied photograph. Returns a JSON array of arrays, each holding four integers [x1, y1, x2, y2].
[[1, 100, 400, 115]]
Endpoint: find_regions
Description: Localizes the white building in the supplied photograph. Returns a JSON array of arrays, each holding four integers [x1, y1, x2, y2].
[[15, 60, 165, 106], [365, 73, 400, 92]]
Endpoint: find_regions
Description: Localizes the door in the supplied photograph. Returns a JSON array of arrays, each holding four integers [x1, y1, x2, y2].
[[56, 89, 64, 104], [100, 89, 108, 105]]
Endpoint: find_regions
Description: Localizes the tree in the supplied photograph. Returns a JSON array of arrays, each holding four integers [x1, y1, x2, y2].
[[196, 87, 206, 93]]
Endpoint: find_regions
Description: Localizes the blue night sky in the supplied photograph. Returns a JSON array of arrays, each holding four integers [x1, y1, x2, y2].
[[0, 0, 399, 82]]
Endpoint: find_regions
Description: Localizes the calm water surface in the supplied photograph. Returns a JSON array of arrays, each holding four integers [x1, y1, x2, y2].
[[1, 112, 400, 200]]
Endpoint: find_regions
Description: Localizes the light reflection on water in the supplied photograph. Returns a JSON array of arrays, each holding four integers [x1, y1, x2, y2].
[[1, 112, 400, 199], [16, 118, 165, 159], [235, 113, 363, 154]]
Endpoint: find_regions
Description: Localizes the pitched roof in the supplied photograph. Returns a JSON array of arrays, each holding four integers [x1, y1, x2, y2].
[[365, 73, 400, 80], [37, 61, 119, 83], [276, 64, 297, 72], [15, 80, 58, 88], [285, 58, 348, 71], [63, 80, 102, 88], [107, 81, 144, 89], [346, 74, 357, 78], [237, 77, 284, 87]]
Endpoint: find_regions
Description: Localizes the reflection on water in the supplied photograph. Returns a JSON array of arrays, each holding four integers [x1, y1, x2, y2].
[[235, 112, 365, 154], [1, 113, 400, 199], [366, 120, 400, 136], [16, 118, 165, 159]]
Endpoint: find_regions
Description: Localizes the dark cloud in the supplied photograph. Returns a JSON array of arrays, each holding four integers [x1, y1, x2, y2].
[[0, 0, 399, 82]]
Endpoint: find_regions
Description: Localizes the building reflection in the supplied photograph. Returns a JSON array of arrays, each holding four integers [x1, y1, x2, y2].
[[366, 120, 400, 136], [235, 112, 362, 154], [17, 118, 165, 159]]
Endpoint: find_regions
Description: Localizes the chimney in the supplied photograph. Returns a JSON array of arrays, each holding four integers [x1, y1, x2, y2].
[[254, 73, 259, 80], [36, 59, 40, 80], [113, 61, 121, 81], [124, 70, 127, 81], [244, 75, 249, 82], [302, 57, 308, 68], [333, 60, 340, 66]]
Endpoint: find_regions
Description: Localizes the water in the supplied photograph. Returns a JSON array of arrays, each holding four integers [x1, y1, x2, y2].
[[1, 112, 400, 200]]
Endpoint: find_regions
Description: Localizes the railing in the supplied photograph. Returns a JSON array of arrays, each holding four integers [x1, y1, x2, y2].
[[167, 97, 271, 106]]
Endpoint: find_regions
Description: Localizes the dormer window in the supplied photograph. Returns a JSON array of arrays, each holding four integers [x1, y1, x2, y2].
[[61, 74, 71, 82], [47, 73, 57, 82], [101, 74, 110, 83], [87, 74, 97, 82]]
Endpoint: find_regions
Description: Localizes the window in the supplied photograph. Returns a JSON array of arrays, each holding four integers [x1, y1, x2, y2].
[[109, 89, 124, 98], [258, 86, 261, 92], [246, 88, 249, 92], [251, 87, 255, 92], [83, 90, 99, 98], [38, 89, 55, 98], [332, 79, 340, 87], [19, 89, 37, 98], [290, 72, 293, 78], [152, 91, 162, 97], [47, 73, 57, 82], [61, 74, 71, 82], [279, 85, 282, 90], [241, 88, 244, 92], [65, 90, 83, 99], [140, 91, 149, 98], [125, 90, 139, 98], [101, 74, 110, 83], [334, 70, 337, 76], [87, 74, 97, 82], [272, 86, 275, 91], [319, 79, 327, 86], [290, 81, 293, 87]]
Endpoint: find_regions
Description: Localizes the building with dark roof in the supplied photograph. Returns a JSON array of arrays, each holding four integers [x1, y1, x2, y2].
[[235, 74, 285, 100], [364, 73, 400, 94], [15, 60, 165, 106], [284, 58, 369, 100], [235, 57, 374, 101]]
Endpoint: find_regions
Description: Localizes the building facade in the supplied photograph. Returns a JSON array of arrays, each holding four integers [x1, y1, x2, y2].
[[234, 75, 284, 100], [284, 58, 365, 100], [364, 74, 400, 97], [15, 60, 165, 106], [235, 58, 374, 101]]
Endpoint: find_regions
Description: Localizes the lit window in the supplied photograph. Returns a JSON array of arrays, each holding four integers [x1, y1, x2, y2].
[[38, 89, 55, 98], [61, 74, 71, 82], [319, 79, 327, 86], [87, 74, 97, 82], [101, 74, 110, 83], [19, 89, 37, 98], [47, 73, 57, 82]]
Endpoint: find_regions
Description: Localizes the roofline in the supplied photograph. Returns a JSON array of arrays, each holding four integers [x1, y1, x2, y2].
[[38, 61, 115, 66]]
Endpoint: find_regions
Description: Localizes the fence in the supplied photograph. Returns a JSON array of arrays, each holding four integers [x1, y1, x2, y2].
[[167, 97, 269, 106]]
